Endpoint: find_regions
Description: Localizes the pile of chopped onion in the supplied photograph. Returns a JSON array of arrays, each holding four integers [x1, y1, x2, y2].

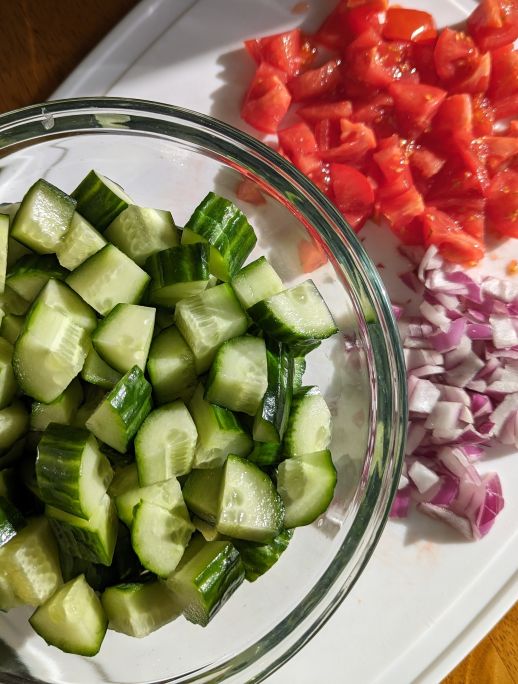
[[391, 246, 516, 540]]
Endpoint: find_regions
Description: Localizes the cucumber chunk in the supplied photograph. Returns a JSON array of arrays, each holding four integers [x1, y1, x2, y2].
[[0, 572, 24, 612], [146, 243, 210, 306], [11, 179, 76, 254], [189, 383, 252, 469], [71, 170, 133, 230], [182, 467, 224, 525], [56, 211, 107, 270], [66, 244, 150, 316], [192, 516, 225, 542], [30, 379, 83, 431], [0, 401, 29, 452], [205, 336, 268, 416], [102, 581, 180, 638], [175, 282, 248, 373], [36, 425, 113, 520], [293, 356, 306, 390], [92, 303, 155, 373], [182, 192, 257, 281], [253, 339, 293, 444], [81, 342, 122, 389], [105, 206, 179, 266], [29, 574, 107, 656], [283, 386, 332, 457], [131, 500, 194, 578], [86, 366, 152, 453], [47, 493, 118, 566], [230, 256, 283, 310], [37, 279, 97, 333], [216, 455, 284, 542], [248, 280, 338, 343], [234, 529, 293, 582], [0, 285, 31, 316], [277, 450, 337, 528], [13, 300, 89, 403], [0, 516, 62, 605], [147, 326, 197, 404], [0, 337, 17, 410], [135, 401, 197, 484], [6, 255, 67, 303], [0, 314, 24, 345], [0, 495, 26, 548], [166, 535, 245, 626]]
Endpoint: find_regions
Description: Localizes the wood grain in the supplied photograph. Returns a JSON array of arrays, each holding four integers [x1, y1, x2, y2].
[[0, 2, 516, 682]]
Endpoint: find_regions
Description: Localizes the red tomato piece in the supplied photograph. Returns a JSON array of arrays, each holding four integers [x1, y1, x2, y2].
[[448, 202, 486, 242], [288, 59, 342, 102], [472, 95, 496, 136], [278, 122, 322, 175], [241, 63, 291, 133], [427, 159, 486, 201], [314, 0, 387, 50], [298, 239, 329, 272], [377, 186, 425, 235], [493, 93, 518, 121], [330, 163, 375, 231], [351, 93, 397, 139], [508, 121, 518, 136], [467, 0, 518, 52], [489, 45, 518, 100], [411, 42, 439, 85], [432, 94, 474, 141], [451, 51, 491, 94], [389, 216, 425, 245], [320, 119, 377, 164], [486, 169, 518, 236], [434, 28, 488, 93], [388, 82, 447, 137], [235, 178, 266, 205], [383, 7, 437, 43], [477, 136, 518, 174], [373, 135, 414, 198], [410, 147, 446, 180], [244, 29, 315, 77], [297, 101, 353, 122], [346, 31, 418, 90], [422, 207, 484, 265]]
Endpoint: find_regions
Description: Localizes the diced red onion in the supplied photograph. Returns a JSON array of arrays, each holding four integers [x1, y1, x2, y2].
[[408, 460, 440, 494], [408, 378, 441, 414], [490, 314, 518, 349], [430, 318, 466, 353], [445, 353, 485, 387]]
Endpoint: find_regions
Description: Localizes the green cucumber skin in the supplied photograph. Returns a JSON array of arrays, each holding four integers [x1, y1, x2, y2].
[[146, 243, 210, 288], [292, 357, 306, 390], [234, 529, 293, 582], [71, 171, 130, 230], [247, 441, 282, 467], [6, 255, 67, 302], [184, 193, 257, 280], [254, 340, 293, 443], [0, 495, 26, 548]]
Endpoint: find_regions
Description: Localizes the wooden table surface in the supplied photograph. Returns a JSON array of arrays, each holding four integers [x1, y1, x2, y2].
[[0, 1, 517, 682]]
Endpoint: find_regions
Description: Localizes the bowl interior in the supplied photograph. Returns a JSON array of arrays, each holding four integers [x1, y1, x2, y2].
[[0, 100, 406, 684]]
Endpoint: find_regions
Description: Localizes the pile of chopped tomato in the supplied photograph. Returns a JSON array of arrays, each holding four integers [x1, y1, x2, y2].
[[240, 0, 518, 265]]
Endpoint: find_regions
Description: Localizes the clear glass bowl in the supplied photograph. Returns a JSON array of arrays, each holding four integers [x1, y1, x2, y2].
[[0, 98, 406, 684]]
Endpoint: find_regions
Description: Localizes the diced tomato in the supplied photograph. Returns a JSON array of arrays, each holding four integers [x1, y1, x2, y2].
[[388, 82, 447, 136], [346, 31, 418, 90], [241, 63, 291, 133], [477, 136, 518, 174], [314, 0, 387, 50], [467, 0, 518, 52], [244, 29, 315, 77], [320, 119, 376, 164], [508, 121, 518, 137], [278, 122, 322, 175], [422, 207, 484, 264], [288, 59, 342, 102], [411, 42, 439, 85], [383, 7, 437, 43], [313, 119, 337, 151], [235, 178, 266, 205], [330, 163, 375, 231], [410, 147, 446, 180], [378, 185, 424, 235], [493, 93, 518, 120], [454, 137, 491, 196], [308, 164, 332, 196], [486, 168, 518, 236], [434, 28, 489, 93], [298, 239, 329, 272], [489, 45, 518, 100], [432, 94, 473, 142], [427, 158, 487, 202], [373, 135, 414, 198], [345, 0, 387, 8], [351, 93, 397, 138], [472, 95, 496, 136], [297, 100, 353, 122], [449, 204, 486, 242]]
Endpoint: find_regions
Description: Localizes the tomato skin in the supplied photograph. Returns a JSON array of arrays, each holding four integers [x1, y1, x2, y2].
[[467, 0, 518, 52], [472, 95, 496, 136], [377, 185, 425, 234], [433, 28, 489, 93], [373, 134, 414, 198], [346, 32, 418, 90], [320, 119, 376, 164], [297, 101, 353, 122], [288, 59, 342, 102], [493, 93, 518, 120], [410, 147, 446, 180], [422, 207, 485, 264], [278, 122, 322, 175], [432, 94, 473, 143], [486, 169, 518, 236], [388, 82, 447, 136], [383, 7, 437, 43], [314, 0, 387, 50], [241, 63, 291, 133], [351, 93, 397, 139], [488, 45, 518, 100], [244, 29, 315, 77], [330, 163, 375, 230], [477, 136, 518, 175]]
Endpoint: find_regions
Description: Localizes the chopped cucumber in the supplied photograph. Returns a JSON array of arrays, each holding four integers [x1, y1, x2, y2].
[[230, 256, 283, 310], [37, 279, 97, 333], [146, 243, 210, 306], [183, 467, 224, 524], [175, 283, 248, 373], [102, 581, 180, 638], [11, 179, 76, 254], [92, 303, 155, 373], [105, 206, 179, 266], [0, 495, 26, 548], [216, 455, 284, 542], [0, 314, 24, 345], [192, 516, 225, 542], [247, 441, 282, 467], [30, 379, 83, 431], [234, 529, 293, 582], [66, 244, 150, 316], [205, 336, 268, 416], [147, 326, 197, 404], [248, 280, 338, 343], [29, 574, 107, 656], [71, 170, 133, 230], [277, 450, 337, 528], [283, 386, 332, 457], [166, 535, 245, 626], [0, 337, 17, 410], [135, 401, 197, 484], [0, 401, 29, 452], [6, 254, 67, 303], [56, 211, 107, 270], [293, 356, 306, 390], [253, 339, 293, 444], [81, 342, 122, 389]]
